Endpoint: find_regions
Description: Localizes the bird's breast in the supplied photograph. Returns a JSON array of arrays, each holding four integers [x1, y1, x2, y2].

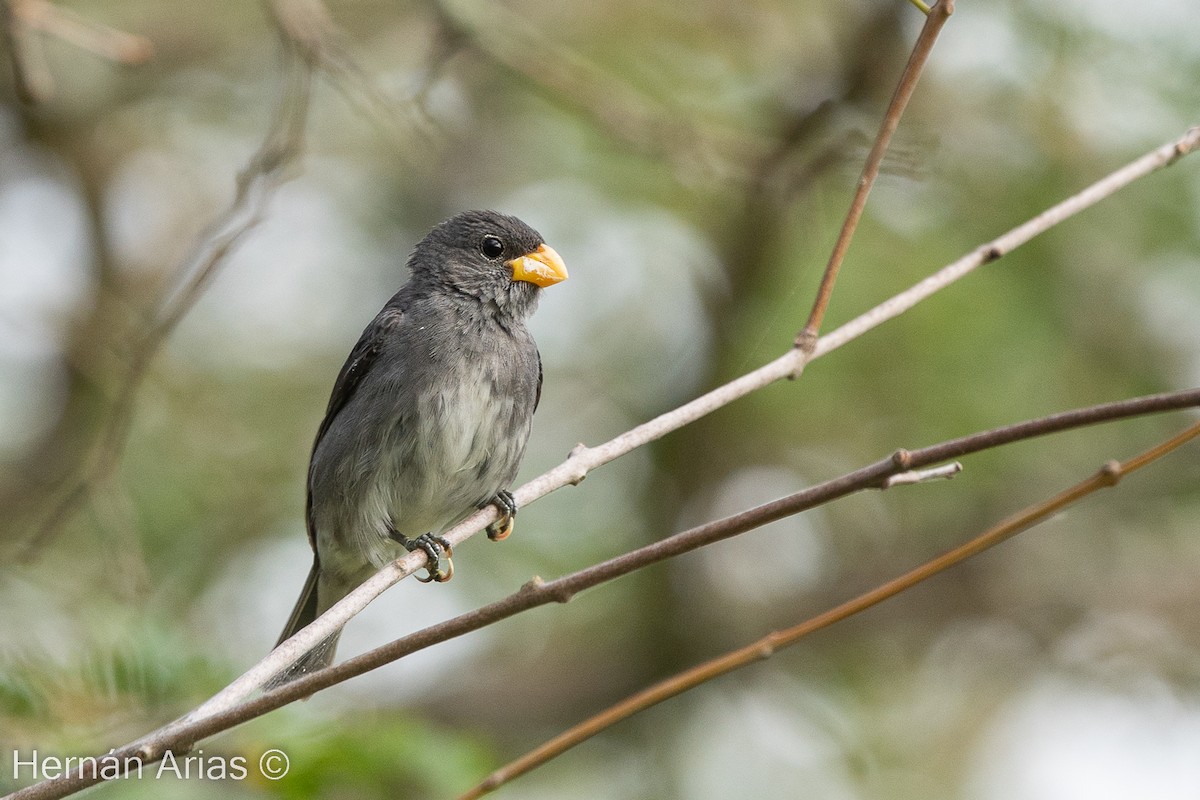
[[312, 323, 538, 573], [375, 349, 535, 535]]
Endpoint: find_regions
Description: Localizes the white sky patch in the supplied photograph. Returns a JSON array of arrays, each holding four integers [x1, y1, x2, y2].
[[0, 147, 93, 452], [1139, 254, 1200, 389], [968, 674, 1200, 800]]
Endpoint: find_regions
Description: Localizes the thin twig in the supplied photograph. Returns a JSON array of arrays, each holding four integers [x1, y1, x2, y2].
[[269, 0, 438, 154], [798, 0, 954, 349], [430, 0, 767, 183], [1, 0, 52, 102], [460, 419, 1200, 799], [19, 9, 315, 559], [18, 0, 152, 64], [192, 123, 1200, 716], [812, 124, 1200, 359], [7, 388, 1198, 800], [2, 0, 151, 103]]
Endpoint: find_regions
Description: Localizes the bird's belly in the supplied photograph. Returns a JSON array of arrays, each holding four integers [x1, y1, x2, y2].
[[356, 373, 523, 565]]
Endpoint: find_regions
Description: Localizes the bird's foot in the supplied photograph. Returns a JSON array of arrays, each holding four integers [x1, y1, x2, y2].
[[484, 489, 517, 541], [391, 529, 454, 583]]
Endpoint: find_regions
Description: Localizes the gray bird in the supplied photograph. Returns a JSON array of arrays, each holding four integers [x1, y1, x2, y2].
[[273, 210, 567, 682]]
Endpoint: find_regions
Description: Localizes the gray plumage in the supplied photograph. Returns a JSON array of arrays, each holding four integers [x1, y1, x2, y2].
[[272, 210, 565, 684]]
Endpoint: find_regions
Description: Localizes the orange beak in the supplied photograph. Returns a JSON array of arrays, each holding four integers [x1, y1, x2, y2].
[[509, 243, 568, 288]]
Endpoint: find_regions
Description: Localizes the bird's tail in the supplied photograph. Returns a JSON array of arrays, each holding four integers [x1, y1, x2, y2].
[[266, 556, 341, 689]]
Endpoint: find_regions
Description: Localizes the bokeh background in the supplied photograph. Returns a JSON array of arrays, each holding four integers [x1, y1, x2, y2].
[[2, 0, 1199, 798]]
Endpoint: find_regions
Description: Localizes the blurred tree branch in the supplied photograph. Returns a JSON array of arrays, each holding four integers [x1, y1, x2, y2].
[[430, 0, 769, 184], [269, 0, 438, 156], [7, 388, 1199, 800], [18, 0, 316, 559], [0, 0, 151, 103]]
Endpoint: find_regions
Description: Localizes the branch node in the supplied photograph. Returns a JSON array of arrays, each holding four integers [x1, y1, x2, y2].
[[890, 448, 914, 470], [520, 575, 573, 603], [1169, 126, 1200, 162], [793, 328, 818, 357], [1098, 459, 1124, 486], [565, 443, 591, 484]]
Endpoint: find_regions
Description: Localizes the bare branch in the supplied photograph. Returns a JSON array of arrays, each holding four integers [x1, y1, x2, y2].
[[798, 0, 954, 347], [17, 0, 152, 64], [813, 124, 1200, 359], [1, 0, 151, 103], [6, 387, 1198, 800], [1, 0, 53, 102], [461, 419, 1200, 798]]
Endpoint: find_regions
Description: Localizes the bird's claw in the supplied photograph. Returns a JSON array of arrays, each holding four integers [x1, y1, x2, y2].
[[485, 490, 517, 541], [400, 532, 454, 583]]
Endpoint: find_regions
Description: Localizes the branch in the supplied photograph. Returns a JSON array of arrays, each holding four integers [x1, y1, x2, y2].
[[799, 0, 953, 347], [1, 0, 152, 103], [18, 4, 316, 559], [7, 388, 1198, 800], [190, 122, 1200, 716], [460, 418, 1200, 798], [1, 0, 50, 103]]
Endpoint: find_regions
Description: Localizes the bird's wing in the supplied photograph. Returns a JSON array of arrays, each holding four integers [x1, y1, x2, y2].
[[534, 349, 543, 414], [304, 305, 405, 550]]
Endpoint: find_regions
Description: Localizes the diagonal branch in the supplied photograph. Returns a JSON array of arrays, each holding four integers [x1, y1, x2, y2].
[[814, 124, 1200, 359], [460, 418, 1200, 798], [798, 0, 954, 347], [7, 388, 1198, 800], [1, 0, 152, 103]]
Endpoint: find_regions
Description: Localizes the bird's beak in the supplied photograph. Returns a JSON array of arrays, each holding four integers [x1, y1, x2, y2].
[[509, 243, 568, 288]]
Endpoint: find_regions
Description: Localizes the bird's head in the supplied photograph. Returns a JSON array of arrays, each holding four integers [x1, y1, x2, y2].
[[409, 210, 568, 318]]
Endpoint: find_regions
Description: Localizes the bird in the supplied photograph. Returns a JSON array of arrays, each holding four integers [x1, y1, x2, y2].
[[271, 210, 567, 684]]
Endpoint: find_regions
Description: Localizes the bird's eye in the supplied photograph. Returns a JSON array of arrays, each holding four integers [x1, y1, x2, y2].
[[480, 235, 504, 259]]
